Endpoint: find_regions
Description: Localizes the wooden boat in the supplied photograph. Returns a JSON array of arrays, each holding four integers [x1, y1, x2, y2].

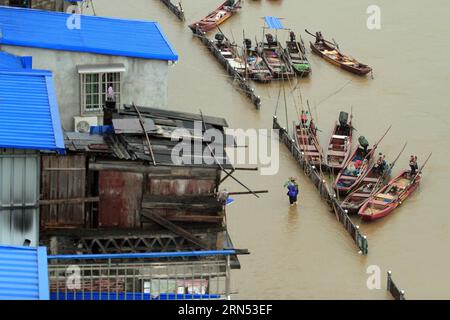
[[294, 112, 322, 166], [340, 165, 390, 214], [189, 0, 241, 33], [341, 142, 406, 214], [334, 127, 391, 195], [325, 111, 353, 170], [258, 33, 295, 79], [358, 170, 420, 220], [334, 145, 374, 195], [305, 30, 372, 76], [212, 33, 246, 74], [243, 38, 273, 83], [284, 32, 311, 77]]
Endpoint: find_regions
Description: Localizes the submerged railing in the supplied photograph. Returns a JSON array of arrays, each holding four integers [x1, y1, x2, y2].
[[273, 116, 368, 254], [387, 271, 406, 300], [159, 0, 185, 21], [47, 250, 237, 300], [191, 26, 262, 109]]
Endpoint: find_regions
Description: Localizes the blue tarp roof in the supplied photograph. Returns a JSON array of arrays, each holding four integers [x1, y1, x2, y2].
[[0, 246, 49, 300], [0, 66, 65, 153], [264, 16, 284, 30], [0, 6, 178, 61]]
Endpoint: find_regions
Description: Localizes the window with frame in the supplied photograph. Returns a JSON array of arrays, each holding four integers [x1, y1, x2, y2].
[[78, 64, 124, 115]]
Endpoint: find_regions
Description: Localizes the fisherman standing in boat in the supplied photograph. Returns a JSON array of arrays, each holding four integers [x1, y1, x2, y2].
[[409, 155, 418, 179], [289, 31, 296, 43], [284, 177, 299, 206], [300, 110, 308, 126], [375, 153, 386, 174]]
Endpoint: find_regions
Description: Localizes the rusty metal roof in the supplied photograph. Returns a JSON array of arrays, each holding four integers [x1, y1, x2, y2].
[[64, 107, 233, 169]]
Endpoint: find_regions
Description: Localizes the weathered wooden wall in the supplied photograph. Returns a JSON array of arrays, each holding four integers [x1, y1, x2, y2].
[[40, 154, 88, 229]]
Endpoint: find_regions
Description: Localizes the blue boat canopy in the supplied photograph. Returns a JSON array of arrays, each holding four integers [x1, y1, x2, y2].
[[0, 6, 178, 61], [0, 246, 49, 300], [0, 61, 65, 153], [264, 16, 284, 30]]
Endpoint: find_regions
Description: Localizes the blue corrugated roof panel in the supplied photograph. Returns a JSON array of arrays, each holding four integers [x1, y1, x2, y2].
[[0, 6, 178, 61], [0, 52, 25, 70], [264, 16, 284, 30], [0, 68, 65, 153], [0, 246, 49, 300]]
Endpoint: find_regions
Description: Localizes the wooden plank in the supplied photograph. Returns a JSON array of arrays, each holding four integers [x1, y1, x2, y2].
[[141, 210, 210, 249], [142, 203, 223, 215], [167, 215, 223, 223], [40, 197, 99, 205]]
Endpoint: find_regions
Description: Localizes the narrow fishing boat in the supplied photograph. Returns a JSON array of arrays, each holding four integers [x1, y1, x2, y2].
[[334, 126, 391, 195], [325, 111, 353, 170], [213, 33, 246, 74], [305, 30, 372, 76], [358, 153, 431, 221], [358, 171, 419, 220], [189, 0, 241, 33], [340, 160, 391, 214], [294, 111, 322, 166], [334, 139, 374, 195], [285, 31, 311, 77], [243, 38, 273, 83], [258, 33, 295, 79], [341, 143, 407, 214]]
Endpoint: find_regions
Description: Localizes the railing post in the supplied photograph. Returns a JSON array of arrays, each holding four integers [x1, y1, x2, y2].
[[225, 255, 231, 300], [387, 270, 392, 292]]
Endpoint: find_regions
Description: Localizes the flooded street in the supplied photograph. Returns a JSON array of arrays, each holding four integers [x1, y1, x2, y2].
[[94, 0, 449, 299]]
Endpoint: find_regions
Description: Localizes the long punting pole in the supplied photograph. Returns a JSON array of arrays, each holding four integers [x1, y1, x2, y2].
[[199, 110, 260, 198], [132, 103, 156, 165]]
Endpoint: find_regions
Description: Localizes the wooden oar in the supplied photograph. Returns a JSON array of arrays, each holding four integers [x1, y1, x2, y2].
[[366, 142, 408, 198], [365, 125, 392, 160], [410, 152, 432, 184], [391, 152, 432, 202]]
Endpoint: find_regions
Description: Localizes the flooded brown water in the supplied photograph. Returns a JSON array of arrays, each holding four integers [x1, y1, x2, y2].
[[94, 0, 449, 299]]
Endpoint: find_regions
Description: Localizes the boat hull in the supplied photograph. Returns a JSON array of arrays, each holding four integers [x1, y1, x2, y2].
[[310, 42, 372, 76], [358, 171, 421, 221], [326, 122, 353, 170], [189, 1, 241, 33], [334, 147, 374, 195]]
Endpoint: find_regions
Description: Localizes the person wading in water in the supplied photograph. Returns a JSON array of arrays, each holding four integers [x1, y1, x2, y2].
[[284, 177, 299, 206]]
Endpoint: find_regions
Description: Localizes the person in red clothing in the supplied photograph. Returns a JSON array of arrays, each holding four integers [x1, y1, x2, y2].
[[300, 110, 308, 126]]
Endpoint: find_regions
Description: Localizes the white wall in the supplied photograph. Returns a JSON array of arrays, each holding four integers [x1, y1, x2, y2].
[[3, 45, 169, 131]]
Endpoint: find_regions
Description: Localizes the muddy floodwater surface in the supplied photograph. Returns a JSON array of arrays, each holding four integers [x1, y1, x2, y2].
[[92, 0, 450, 299]]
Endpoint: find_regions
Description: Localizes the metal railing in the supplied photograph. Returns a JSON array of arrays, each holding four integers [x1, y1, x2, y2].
[[47, 250, 236, 300], [159, 0, 185, 21], [273, 116, 368, 254], [191, 26, 262, 109], [387, 271, 406, 300]]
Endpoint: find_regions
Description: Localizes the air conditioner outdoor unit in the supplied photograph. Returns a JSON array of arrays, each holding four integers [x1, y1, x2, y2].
[[74, 116, 98, 133]]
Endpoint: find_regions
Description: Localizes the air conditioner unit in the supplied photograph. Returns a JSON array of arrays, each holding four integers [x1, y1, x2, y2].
[[74, 116, 98, 133]]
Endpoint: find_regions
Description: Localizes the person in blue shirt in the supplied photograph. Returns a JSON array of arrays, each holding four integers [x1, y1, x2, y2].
[[284, 177, 299, 206]]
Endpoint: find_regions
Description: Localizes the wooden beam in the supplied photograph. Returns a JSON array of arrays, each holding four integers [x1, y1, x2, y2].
[[40, 197, 100, 205], [141, 210, 210, 249], [89, 162, 221, 177], [228, 190, 269, 195], [142, 214, 223, 224]]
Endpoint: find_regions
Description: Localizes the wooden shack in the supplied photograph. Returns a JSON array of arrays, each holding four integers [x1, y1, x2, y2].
[[39, 106, 238, 256]]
